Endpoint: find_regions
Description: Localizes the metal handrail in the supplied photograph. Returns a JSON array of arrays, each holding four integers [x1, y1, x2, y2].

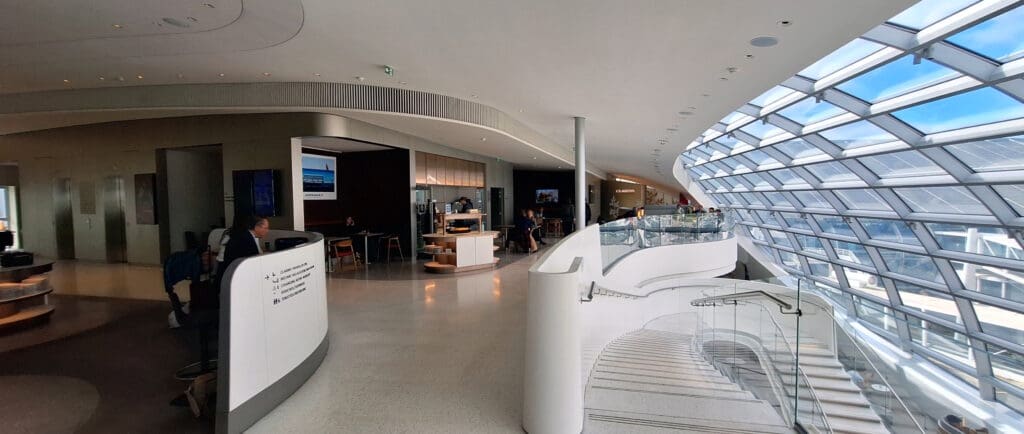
[[771, 287, 927, 433], [691, 290, 799, 314]]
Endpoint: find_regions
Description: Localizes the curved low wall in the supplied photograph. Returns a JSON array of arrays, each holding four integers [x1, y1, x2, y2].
[[216, 229, 328, 434], [603, 236, 737, 290]]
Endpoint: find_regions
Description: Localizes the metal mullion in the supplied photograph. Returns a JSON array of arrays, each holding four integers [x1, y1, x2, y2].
[[789, 166, 823, 189], [952, 288, 1024, 318], [885, 273, 952, 294], [908, 342, 979, 382], [954, 295, 997, 399], [760, 146, 793, 166], [821, 88, 872, 117], [803, 134, 845, 158], [840, 159, 882, 186], [737, 104, 760, 117], [900, 307, 967, 334], [990, 378, 1024, 403], [928, 42, 1002, 83], [862, 23, 916, 51], [993, 59, 1024, 83], [917, 147, 974, 181], [995, 79, 1024, 103], [781, 76, 815, 96], [870, 114, 925, 145], [766, 114, 803, 136], [861, 238, 928, 256], [938, 249, 1024, 274], [968, 185, 1018, 226]]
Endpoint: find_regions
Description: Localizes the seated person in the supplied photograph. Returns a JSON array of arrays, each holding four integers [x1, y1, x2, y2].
[[514, 209, 538, 253], [341, 216, 361, 235], [528, 209, 546, 245], [215, 215, 269, 292]]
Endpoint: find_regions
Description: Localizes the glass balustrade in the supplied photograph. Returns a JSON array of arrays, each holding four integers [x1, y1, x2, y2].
[[599, 210, 737, 270]]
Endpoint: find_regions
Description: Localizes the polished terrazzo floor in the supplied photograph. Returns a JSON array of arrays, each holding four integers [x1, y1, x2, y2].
[[1, 246, 543, 433], [249, 252, 539, 433]]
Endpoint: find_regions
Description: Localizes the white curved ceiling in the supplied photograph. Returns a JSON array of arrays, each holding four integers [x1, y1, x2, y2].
[[0, 0, 914, 186]]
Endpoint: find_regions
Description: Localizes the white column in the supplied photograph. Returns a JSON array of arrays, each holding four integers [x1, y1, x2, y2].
[[574, 117, 586, 232]]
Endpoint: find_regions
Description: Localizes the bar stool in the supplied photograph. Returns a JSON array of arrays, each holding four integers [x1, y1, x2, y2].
[[379, 234, 403, 263], [331, 239, 359, 271]]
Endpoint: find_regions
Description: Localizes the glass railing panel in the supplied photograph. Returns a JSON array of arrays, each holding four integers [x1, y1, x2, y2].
[[599, 211, 737, 271]]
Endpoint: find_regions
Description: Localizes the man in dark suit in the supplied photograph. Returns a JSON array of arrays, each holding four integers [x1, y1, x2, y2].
[[216, 215, 269, 292]]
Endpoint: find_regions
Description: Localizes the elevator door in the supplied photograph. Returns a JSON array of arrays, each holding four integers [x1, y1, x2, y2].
[[53, 178, 76, 259], [104, 176, 128, 263]]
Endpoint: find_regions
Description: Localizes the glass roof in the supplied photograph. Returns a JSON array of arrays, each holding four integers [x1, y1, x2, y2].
[[836, 55, 960, 103], [887, 0, 979, 30], [947, 5, 1024, 63], [681, 0, 1024, 408], [797, 39, 886, 80]]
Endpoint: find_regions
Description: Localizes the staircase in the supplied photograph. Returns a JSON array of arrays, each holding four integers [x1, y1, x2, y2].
[[584, 329, 790, 433], [766, 335, 888, 434]]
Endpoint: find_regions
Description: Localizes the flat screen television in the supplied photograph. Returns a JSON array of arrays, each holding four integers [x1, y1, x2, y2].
[[233, 169, 281, 217], [536, 189, 559, 204], [302, 153, 337, 200]]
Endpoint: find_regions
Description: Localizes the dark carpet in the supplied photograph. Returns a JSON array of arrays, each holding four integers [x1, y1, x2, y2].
[[0, 295, 215, 434]]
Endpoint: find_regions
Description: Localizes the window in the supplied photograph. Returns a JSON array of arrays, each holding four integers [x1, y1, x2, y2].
[[836, 55, 959, 103], [775, 139, 825, 159], [859, 218, 921, 246], [741, 121, 787, 140], [818, 120, 901, 150], [972, 301, 1024, 347], [780, 212, 811, 231], [832, 240, 874, 269], [792, 190, 832, 209], [894, 187, 989, 215], [926, 223, 1022, 260], [752, 86, 800, 108], [778, 97, 847, 125], [946, 5, 1024, 63], [795, 234, 827, 256], [879, 249, 943, 283], [887, 0, 978, 30], [858, 150, 945, 178], [892, 86, 1024, 134], [896, 281, 961, 324], [945, 135, 1024, 172], [834, 189, 893, 211], [805, 161, 860, 183], [814, 215, 855, 237], [798, 38, 886, 80]]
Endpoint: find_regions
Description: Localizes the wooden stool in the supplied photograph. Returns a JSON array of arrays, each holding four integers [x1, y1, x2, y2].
[[331, 239, 359, 271]]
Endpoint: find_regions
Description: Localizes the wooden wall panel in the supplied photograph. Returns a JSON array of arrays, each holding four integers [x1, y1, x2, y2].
[[415, 152, 426, 184]]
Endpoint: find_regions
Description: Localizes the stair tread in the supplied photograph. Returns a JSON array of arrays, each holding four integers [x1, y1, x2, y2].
[[592, 372, 742, 391], [586, 408, 789, 434], [589, 378, 754, 400]]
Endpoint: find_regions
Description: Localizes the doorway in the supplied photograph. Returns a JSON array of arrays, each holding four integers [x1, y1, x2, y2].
[[490, 187, 504, 227], [156, 145, 225, 260], [53, 178, 76, 259]]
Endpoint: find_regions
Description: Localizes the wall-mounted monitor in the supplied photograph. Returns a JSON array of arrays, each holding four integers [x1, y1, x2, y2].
[[233, 169, 282, 217], [302, 154, 337, 200], [536, 189, 559, 204]]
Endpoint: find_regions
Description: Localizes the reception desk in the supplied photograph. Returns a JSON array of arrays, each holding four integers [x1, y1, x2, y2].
[[0, 260, 55, 331], [216, 230, 328, 434]]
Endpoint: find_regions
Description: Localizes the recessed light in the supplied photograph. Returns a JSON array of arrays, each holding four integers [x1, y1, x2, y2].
[[702, 93, 710, 97], [399, 81, 407, 85], [116, 76, 125, 81], [480, 137, 487, 141], [356, 76, 365, 81], [778, 20, 792, 27], [750, 36, 779, 47], [98, 76, 106, 81], [314, 73, 321, 77], [62, 79, 71, 84], [112, 24, 123, 29], [203, 3, 215, 8], [136, 74, 144, 79], [745, 54, 755, 59], [262, 72, 271, 77], [719, 77, 729, 81], [532, 157, 538, 160], [218, 73, 225, 77]]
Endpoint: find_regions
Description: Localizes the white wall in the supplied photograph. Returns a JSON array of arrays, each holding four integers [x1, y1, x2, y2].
[[165, 148, 224, 252]]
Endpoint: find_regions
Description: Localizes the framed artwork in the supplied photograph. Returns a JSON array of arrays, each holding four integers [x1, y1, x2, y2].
[[135, 173, 158, 224]]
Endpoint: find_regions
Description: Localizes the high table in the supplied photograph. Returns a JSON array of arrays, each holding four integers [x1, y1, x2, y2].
[[353, 231, 384, 264]]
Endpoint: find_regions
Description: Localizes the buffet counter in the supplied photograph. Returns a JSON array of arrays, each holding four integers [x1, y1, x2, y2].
[[0, 260, 55, 331], [422, 231, 499, 273]]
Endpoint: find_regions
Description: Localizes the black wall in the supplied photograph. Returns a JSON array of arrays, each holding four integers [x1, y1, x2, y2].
[[512, 170, 576, 217], [303, 148, 412, 255]]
